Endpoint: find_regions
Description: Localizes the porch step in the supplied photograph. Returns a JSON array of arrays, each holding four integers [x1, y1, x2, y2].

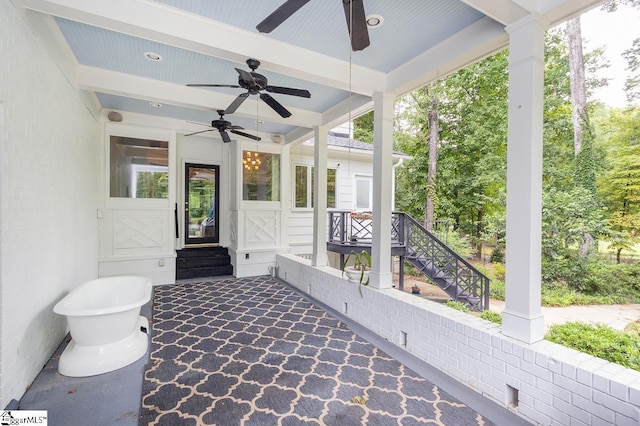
[[176, 247, 233, 279]]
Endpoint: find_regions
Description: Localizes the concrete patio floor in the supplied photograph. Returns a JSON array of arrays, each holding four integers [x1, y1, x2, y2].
[[16, 301, 152, 425], [16, 277, 531, 426]]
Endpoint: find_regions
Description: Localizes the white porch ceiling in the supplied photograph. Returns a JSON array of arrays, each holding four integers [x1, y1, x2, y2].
[[12, 0, 604, 143]]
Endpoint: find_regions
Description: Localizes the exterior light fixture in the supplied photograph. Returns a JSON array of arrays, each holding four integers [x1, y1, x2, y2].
[[144, 51, 163, 61], [243, 151, 262, 171], [366, 15, 383, 28]]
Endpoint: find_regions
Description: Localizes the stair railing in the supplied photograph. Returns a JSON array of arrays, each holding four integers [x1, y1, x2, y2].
[[400, 213, 489, 310], [328, 210, 490, 310]]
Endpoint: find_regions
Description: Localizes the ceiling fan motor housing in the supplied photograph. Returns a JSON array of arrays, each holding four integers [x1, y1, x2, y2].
[[239, 73, 268, 93], [212, 119, 231, 130]]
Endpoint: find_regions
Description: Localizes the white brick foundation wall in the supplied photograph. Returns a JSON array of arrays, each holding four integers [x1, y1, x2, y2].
[[1, 0, 99, 407], [278, 254, 640, 425]]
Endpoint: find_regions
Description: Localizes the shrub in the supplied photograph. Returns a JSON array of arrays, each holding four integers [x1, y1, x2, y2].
[[480, 310, 502, 324], [490, 246, 505, 263], [445, 300, 470, 313], [581, 261, 640, 299], [545, 322, 640, 372], [541, 285, 622, 306], [445, 232, 476, 260], [489, 280, 505, 300], [540, 258, 640, 305], [492, 263, 506, 281]]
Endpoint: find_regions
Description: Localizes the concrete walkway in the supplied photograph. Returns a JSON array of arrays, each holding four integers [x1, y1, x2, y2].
[[400, 277, 640, 331], [489, 299, 640, 331]]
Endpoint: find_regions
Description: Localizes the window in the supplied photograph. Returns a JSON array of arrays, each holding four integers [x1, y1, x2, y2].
[[110, 136, 169, 198], [242, 151, 280, 201], [294, 165, 336, 208], [355, 176, 372, 210]]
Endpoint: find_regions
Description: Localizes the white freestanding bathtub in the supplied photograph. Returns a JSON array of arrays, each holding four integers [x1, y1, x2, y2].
[[53, 275, 152, 377]]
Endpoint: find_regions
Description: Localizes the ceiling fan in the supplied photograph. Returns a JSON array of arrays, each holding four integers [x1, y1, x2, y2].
[[184, 110, 261, 143], [187, 58, 311, 119], [257, 0, 370, 51]]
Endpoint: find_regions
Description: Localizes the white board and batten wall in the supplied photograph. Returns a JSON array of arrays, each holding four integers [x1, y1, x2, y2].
[[97, 122, 178, 285], [95, 119, 394, 282]]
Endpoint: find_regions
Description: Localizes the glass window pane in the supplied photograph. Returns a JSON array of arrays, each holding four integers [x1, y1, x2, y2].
[[295, 165, 307, 208], [356, 179, 370, 209], [327, 169, 336, 208], [110, 136, 168, 198], [311, 167, 315, 208], [242, 151, 280, 201]]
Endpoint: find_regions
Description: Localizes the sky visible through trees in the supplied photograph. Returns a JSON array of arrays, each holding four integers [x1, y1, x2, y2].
[[581, 3, 640, 107]]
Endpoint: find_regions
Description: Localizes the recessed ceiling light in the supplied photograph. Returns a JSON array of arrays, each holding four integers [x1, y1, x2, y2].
[[149, 102, 162, 108], [366, 14, 383, 28], [256, 120, 265, 124], [144, 51, 163, 62]]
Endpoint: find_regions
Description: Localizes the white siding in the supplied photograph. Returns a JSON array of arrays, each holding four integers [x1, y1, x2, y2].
[[288, 144, 373, 255]]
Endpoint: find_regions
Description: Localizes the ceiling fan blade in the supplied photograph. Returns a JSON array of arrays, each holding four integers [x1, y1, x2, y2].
[[184, 128, 215, 137], [231, 130, 262, 141], [225, 92, 250, 114], [343, 0, 370, 51], [219, 130, 231, 143], [235, 68, 256, 86], [228, 125, 244, 130], [256, 0, 312, 33], [187, 84, 240, 88], [187, 121, 212, 127], [260, 93, 292, 118], [265, 85, 311, 98]]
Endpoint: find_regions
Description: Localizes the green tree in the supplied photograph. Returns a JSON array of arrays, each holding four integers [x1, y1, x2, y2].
[[395, 51, 509, 259], [623, 38, 640, 104], [353, 111, 374, 143], [597, 108, 640, 262]]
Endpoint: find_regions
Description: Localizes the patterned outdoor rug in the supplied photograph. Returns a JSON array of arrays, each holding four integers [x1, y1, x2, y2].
[[139, 276, 494, 425]]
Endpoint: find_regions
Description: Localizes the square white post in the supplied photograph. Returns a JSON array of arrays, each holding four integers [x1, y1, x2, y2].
[[503, 16, 548, 343], [370, 92, 394, 289], [312, 125, 328, 267]]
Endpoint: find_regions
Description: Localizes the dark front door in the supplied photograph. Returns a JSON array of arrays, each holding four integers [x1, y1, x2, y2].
[[184, 163, 219, 245]]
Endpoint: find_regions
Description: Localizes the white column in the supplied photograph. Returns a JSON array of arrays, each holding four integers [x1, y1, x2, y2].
[[279, 143, 291, 249], [502, 16, 548, 343], [370, 92, 394, 289], [312, 125, 328, 266]]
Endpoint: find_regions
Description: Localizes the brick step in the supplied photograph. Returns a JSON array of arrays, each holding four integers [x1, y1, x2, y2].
[[177, 247, 229, 259], [176, 265, 234, 280], [176, 247, 233, 279], [177, 255, 231, 269]]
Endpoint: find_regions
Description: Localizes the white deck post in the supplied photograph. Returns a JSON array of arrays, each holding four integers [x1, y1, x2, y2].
[[370, 92, 394, 289], [312, 125, 328, 267], [502, 16, 548, 343]]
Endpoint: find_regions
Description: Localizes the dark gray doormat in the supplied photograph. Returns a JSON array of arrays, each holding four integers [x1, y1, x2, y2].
[[140, 276, 497, 425]]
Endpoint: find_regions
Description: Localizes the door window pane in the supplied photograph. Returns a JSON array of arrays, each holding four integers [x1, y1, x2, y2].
[[185, 164, 219, 244]]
